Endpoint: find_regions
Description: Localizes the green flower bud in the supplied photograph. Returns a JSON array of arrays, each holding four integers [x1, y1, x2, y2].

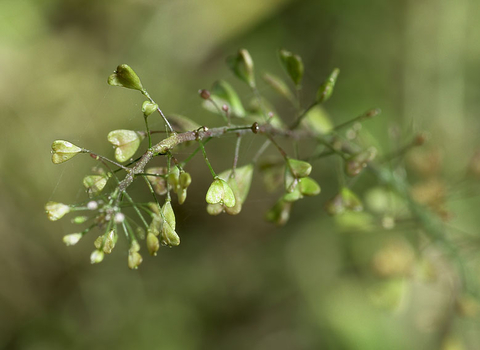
[[287, 158, 312, 178], [147, 232, 160, 256], [262, 72, 295, 103], [345, 147, 377, 177], [299, 177, 321, 196], [107, 64, 144, 91], [226, 49, 255, 88], [179, 172, 192, 189], [51, 140, 83, 164], [45, 201, 71, 221], [316, 68, 340, 104], [265, 199, 292, 226], [71, 216, 89, 224], [177, 189, 187, 205], [161, 221, 180, 247], [63, 233, 83, 246], [107, 129, 143, 163], [142, 101, 158, 117], [90, 249, 104, 264], [103, 230, 117, 254], [206, 178, 236, 208], [83, 175, 108, 195], [128, 249, 143, 269], [278, 49, 304, 87]]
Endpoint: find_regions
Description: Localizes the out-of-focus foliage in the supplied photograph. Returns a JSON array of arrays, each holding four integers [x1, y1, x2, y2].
[[2, 0, 480, 349]]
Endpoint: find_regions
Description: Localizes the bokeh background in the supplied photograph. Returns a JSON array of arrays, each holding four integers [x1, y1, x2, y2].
[[1, 0, 480, 349]]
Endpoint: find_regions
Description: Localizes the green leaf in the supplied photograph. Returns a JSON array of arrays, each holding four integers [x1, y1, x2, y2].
[[210, 80, 246, 118], [300, 106, 334, 135], [107, 64, 144, 91], [262, 72, 295, 104], [316, 68, 340, 104], [278, 49, 304, 86], [226, 49, 255, 88], [51, 140, 83, 164], [107, 129, 143, 163], [167, 114, 201, 132]]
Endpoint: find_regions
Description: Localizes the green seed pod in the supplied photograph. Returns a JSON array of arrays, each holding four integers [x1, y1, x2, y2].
[[265, 199, 292, 226], [161, 222, 180, 247], [90, 249, 104, 264], [287, 158, 312, 178], [107, 129, 144, 163], [206, 178, 236, 208], [71, 216, 89, 224], [278, 49, 304, 87], [147, 232, 160, 256], [63, 233, 83, 246], [83, 175, 108, 195], [177, 189, 187, 205], [299, 177, 321, 196], [142, 101, 158, 117], [51, 140, 83, 164], [316, 68, 340, 104], [107, 64, 144, 91], [282, 186, 303, 202], [262, 72, 295, 104], [226, 49, 255, 88], [206, 203, 224, 216], [146, 167, 168, 196], [162, 201, 176, 230], [45, 201, 71, 221], [167, 114, 201, 132]]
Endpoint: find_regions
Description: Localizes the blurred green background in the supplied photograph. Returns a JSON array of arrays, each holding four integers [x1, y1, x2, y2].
[[1, 0, 480, 349]]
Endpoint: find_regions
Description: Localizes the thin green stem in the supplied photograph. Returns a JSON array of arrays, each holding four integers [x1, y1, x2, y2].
[[198, 140, 217, 178], [142, 89, 175, 134], [144, 116, 152, 148]]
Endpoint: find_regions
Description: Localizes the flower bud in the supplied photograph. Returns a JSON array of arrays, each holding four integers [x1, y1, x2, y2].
[[206, 178, 236, 208], [45, 201, 71, 221], [278, 49, 304, 87], [142, 101, 158, 117], [63, 233, 83, 246], [103, 230, 117, 254], [316, 68, 340, 104], [107, 129, 143, 163], [107, 64, 144, 91], [128, 249, 143, 269], [226, 49, 255, 88], [83, 175, 108, 195], [51, 140, 83, 164], [71, 216, 88, 224], [90, 249, 104, 264], [199, 89, 211, 100], [147, 232, 160, 256]]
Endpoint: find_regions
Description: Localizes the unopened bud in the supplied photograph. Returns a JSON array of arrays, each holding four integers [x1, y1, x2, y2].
[[199, 89, 211, 100], [63, 233, 83, 246], [147, 232, 160, 256], [90, 249, 104, 264], [45, 202, 70, 221], [128, 249, 143, 269]]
